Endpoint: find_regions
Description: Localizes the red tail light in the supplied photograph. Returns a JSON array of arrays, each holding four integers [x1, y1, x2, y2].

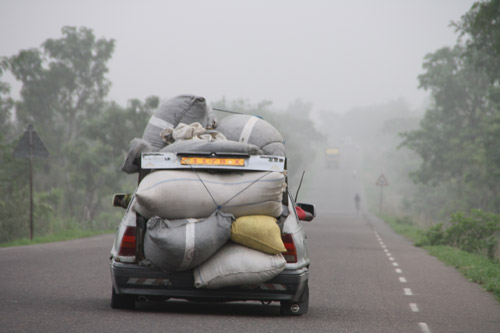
[[281, 233, 297, 263], [118, 226, 137, 257]]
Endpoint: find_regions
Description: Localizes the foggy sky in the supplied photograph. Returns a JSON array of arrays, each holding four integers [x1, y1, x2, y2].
[[0, 0, 475, 114]]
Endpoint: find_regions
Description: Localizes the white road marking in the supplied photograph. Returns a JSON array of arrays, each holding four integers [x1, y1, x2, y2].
[[392, 262, 399, 266], [404, 288, 413, 296], [384, 249, 389, 253], [386, 252, 391, 256], [410, 303, 420, 312], [418, 322, 431, 333], [395, 268, 402, 273], [399, 277, 407, 283], [389, 257, 395, 261]]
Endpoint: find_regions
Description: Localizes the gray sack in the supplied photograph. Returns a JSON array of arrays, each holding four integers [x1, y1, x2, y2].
[[142, 95, 217, 151], [144, 211, 234, 272], [216, 114, 285, 156], [121, 138, 153, 174]]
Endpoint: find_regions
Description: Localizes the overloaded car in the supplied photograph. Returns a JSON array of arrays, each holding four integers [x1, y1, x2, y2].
[[109, 95, 315, 315]]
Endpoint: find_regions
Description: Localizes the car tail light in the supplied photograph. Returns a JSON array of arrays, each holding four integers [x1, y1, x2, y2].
[[118, 226, 137, 257], [281, 233, 297, 263]]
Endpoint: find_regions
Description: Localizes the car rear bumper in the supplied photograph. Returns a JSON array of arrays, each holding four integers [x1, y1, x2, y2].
[[111, 260, 308, 302]]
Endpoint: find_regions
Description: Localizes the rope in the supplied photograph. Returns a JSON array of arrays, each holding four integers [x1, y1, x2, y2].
[[189, 166, 273, 212], [219, 171, 271, 207], [190, 166, 220, 210]]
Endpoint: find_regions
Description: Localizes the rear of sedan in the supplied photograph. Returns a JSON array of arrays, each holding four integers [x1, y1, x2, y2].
[[110, 194, 311, 315]]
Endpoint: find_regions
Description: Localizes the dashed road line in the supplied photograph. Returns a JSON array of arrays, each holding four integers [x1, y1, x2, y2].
[[418, 322, 431, 333], [374, 231, 428, 332]]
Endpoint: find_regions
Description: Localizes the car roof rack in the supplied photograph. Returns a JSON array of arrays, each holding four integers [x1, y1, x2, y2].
[[141, 152, 285, 172]]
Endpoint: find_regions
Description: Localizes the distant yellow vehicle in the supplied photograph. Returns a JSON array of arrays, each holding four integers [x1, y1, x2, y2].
[[325, 147, 340, 169]]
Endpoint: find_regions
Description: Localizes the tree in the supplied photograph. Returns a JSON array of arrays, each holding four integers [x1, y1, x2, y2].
[[0, 62, 30, 242], [8, 26, 115, 149], [401, 1, 500, 214], [4, 26, 119, 223]]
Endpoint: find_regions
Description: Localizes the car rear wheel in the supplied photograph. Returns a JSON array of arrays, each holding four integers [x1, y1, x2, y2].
[[111, 287, 135, 309], [280, 283, 309, 315]]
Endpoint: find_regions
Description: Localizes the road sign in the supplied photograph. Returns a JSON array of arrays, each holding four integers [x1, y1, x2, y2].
[[376, 174, 389, 187], [13, 124, 49, 158], [376, 174, 389, 213], [12, 124, 49, 241]]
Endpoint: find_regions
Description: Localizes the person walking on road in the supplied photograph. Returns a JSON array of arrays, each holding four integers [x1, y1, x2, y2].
[[354, 193, 361, 213]]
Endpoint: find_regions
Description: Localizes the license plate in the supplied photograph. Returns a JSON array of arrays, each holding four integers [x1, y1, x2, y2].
[[180, 157, 245, 166]]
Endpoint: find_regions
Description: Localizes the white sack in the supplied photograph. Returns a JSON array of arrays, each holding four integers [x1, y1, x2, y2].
[[135, 170, 285, 219], [193, 242, 287, 289]]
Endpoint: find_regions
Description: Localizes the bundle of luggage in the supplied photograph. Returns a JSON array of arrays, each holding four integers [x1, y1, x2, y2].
[[122, 94, 289, 289]]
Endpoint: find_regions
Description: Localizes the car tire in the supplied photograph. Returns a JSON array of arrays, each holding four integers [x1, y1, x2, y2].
[[280, 282, 309, 315], [111, 287, 135, 309]]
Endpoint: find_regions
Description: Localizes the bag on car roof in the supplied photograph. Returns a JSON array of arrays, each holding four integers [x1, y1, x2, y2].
[[142, 95, 217, 151], [216, 114, 285, 156]]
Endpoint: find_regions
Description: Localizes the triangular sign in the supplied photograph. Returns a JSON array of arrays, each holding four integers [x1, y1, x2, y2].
[[13, 124, 49, 158], [376, 174, 389, 186]]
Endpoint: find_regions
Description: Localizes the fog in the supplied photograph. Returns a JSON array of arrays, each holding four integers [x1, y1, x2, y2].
[[0, 0, 474, 113]]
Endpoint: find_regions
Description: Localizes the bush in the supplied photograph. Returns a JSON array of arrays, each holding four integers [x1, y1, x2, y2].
[[419, 210, 500, 259], [445, 210, 500, 260], [416, 223, 445, 247]]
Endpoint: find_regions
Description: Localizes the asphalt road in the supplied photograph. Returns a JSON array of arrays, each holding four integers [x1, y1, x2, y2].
[[1, 148, 500, 332]]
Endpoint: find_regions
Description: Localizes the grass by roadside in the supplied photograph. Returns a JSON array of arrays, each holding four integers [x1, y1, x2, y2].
[[379, 214, 500, 301], [0, 229, 115, 248]]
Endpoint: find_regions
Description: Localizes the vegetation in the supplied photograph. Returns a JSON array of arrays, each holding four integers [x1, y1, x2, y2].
[[0, 27, 322, 245], [400, 0, 500, 217], [425, 246, 500, 301], [379, 214, 500, 301]]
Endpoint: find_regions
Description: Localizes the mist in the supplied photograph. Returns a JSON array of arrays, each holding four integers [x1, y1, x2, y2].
[[0, 0, 474, 113]]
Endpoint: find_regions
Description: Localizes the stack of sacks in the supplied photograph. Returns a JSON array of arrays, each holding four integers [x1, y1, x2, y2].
[[121, 94, 218, 174], [121, 95, 289, 287]]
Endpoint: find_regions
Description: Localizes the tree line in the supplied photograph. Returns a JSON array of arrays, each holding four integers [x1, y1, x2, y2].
[[0, 27, 322, 243], [400, 0, 500, 217]]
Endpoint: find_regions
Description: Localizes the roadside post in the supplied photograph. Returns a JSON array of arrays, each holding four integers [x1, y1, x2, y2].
[[376, 174, 389, 213], [13, 124, 49, 240]]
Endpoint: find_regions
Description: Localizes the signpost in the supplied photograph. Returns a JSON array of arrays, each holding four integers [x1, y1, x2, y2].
[[376, 174, 389, 213], [13, 124, 49, 240]]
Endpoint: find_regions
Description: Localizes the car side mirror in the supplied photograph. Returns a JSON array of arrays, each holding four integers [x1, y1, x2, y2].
[[112, 193, 131, 209], [296, 202, 315, 222]]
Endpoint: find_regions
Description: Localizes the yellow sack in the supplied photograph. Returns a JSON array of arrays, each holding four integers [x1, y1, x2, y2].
[[231, 215, 286, 254]]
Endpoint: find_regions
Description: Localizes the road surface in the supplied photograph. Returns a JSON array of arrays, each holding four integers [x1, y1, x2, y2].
[[1, 148, 499, 332]]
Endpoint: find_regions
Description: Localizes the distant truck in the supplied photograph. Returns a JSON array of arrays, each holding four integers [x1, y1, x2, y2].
[[325, 147, 340, 169]]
